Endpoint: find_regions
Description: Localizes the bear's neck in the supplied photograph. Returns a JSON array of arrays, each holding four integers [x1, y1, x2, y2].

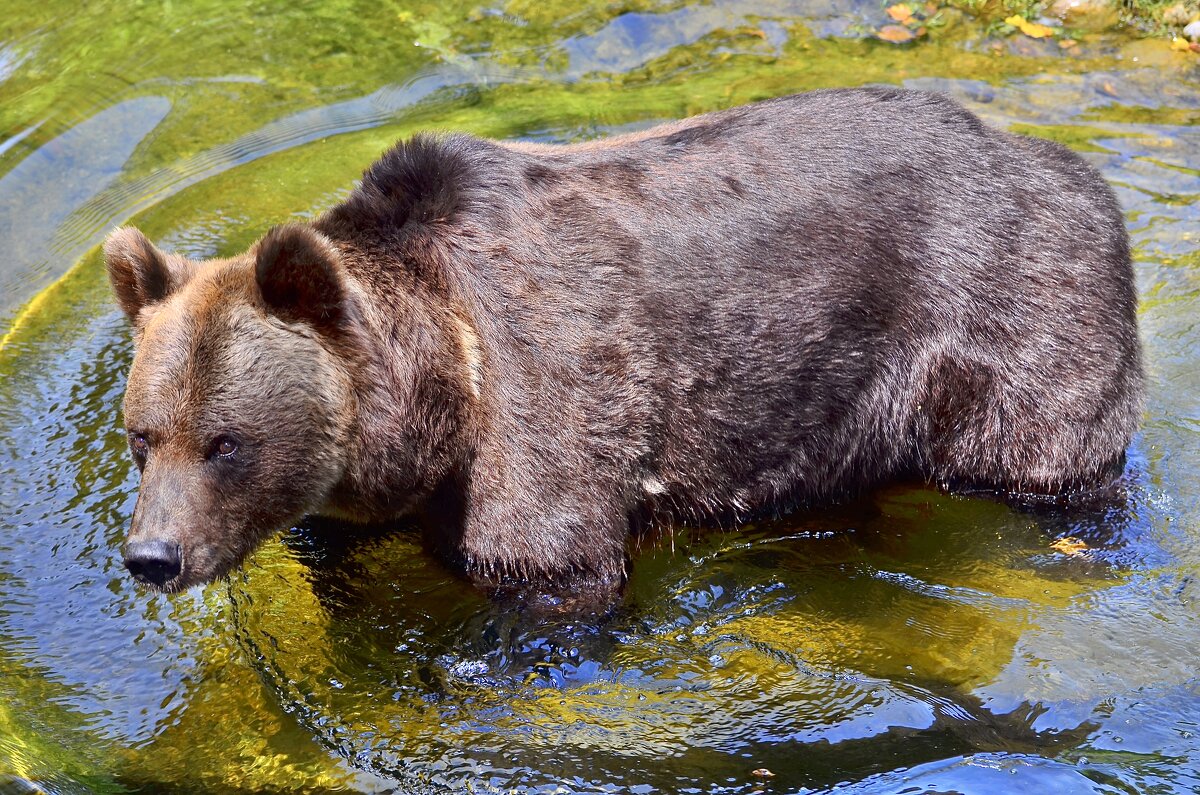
[[320, 275, 474, 524]]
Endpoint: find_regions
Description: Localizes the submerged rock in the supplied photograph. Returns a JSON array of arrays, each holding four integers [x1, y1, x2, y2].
[[1047, 0, 1120, 30], [1162, 3, 1195, 27]]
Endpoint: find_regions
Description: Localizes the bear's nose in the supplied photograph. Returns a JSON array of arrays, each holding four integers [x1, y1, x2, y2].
[[124, 540, 182, 587]]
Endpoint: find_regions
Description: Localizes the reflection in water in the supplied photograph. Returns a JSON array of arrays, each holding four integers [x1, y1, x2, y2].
[[0, 98, 170, 318], [0, 1, 1199, 792], [0, 45, 25, 85], [217, 482, 1150, 791]]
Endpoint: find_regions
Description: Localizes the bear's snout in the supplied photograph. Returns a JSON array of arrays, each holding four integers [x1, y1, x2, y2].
[[123, 539, 182, 588]]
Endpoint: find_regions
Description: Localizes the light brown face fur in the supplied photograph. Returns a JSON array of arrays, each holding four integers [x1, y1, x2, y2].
[[107, 227, 355, 591]]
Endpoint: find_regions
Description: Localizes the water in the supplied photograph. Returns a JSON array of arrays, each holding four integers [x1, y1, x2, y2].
[[1, 1, 1198, 792]]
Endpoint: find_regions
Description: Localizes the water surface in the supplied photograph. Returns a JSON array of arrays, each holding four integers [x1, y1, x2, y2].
[[1, 1, 1198, 792]]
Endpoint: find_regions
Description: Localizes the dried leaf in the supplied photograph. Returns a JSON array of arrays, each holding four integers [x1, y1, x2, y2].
[[1005, 14, 1058, 38], [887, 3, 915, 23], [878, 24, 916, 42], [1058, 38, 1078, 48], [1050, 536, 1089, 556], [751, 768, 777, 778]]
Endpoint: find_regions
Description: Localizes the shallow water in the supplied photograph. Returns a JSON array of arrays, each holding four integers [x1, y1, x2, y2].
[[1, 1, 1199, 792]]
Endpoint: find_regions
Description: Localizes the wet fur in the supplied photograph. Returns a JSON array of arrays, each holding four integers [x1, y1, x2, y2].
[[107, 87, 1143, 594]]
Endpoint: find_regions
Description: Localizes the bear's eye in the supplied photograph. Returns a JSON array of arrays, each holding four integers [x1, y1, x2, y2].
[[210, 435, 240, 459], [129, 432, 149, 461]]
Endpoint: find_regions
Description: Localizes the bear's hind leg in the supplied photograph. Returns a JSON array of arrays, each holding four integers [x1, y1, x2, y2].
[[914, 355, 1135, 497]]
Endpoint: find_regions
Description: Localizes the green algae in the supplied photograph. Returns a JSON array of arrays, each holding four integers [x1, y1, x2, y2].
[[0, 3, 1135, 339], [0, 657, 129, 794], [1006, 121, 1151, 152]]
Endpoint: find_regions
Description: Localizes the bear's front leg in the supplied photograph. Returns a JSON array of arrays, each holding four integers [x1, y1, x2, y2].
[[453, 453, 631, 605]]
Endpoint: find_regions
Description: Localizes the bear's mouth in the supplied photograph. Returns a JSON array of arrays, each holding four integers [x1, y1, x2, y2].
[[123, 528, 279, 593]]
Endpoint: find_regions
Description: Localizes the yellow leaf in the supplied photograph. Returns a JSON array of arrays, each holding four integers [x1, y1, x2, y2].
[[1005, 14, 1057, 38], [878, 24, 916, 42], [1050, 536, 1089, 556], [1172, 36, 1193, 51], [887, 3, 915, 23]]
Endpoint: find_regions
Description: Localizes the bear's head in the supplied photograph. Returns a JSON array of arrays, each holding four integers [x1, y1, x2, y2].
[[104, 225, 359, 592]]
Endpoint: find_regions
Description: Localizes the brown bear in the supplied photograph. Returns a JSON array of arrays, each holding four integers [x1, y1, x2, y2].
[[105, 87, 1143, 599]]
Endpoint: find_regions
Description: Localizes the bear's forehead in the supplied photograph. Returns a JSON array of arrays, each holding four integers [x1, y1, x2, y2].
[[125, 274, 323, 438], [125, 274, 259, 428]]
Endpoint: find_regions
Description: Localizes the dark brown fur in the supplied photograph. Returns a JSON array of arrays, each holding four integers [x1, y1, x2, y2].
[[105, 87, 1143, 596]]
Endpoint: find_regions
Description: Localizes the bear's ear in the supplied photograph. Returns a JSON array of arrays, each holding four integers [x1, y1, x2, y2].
[[255, 224, 346, 331], [104, 227, 186, 326]]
